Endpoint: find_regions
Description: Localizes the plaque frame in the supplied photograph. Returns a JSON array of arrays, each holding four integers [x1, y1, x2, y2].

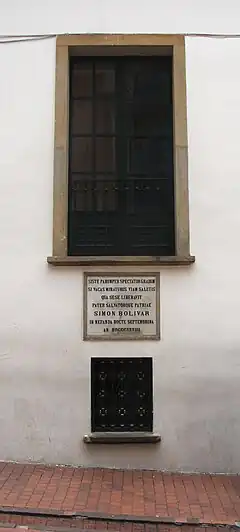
[[83, 272, 160, 341]]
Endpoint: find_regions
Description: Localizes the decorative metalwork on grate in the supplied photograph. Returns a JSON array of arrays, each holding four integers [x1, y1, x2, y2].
[[68, 56, 175, 256], [91, 358, 153, 432]]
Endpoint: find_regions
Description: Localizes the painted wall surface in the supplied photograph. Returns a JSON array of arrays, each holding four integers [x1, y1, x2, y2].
[[0, 0, 240, 473]]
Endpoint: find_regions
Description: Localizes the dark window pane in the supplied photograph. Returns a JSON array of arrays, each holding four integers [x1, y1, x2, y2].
[[70, 175, 117, 212], [96, 138, 115, 172], [128, 138, 172, 175], [70, 175, 91, 211], [126, 177, 173, 213], [95, 175, 117, 212], [71, 64, 93, 97], [95, 62, 115, 94], [125, 61, 172, 103], [71, 100, 92, 135], [96, 102, 115, 134], [126, 102, 172, 137], [71, 137, 92, 172]]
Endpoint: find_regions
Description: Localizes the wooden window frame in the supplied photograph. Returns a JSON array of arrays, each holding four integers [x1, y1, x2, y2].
[[47, 34, 195, 267]]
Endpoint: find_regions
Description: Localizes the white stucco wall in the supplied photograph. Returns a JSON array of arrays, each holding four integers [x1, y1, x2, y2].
[[0, 0, 240, 473]]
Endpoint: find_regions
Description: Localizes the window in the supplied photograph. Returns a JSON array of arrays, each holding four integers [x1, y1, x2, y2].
[[91, 357, 153, 432], [48, 35, 194, 266], [69, 56, 174, 256]]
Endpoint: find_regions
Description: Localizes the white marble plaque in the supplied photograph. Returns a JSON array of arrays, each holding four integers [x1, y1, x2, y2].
[[83, 273, 160, 340]]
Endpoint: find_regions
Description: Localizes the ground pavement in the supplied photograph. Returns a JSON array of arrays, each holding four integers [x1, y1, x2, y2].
[[0, 462, 239, 532]]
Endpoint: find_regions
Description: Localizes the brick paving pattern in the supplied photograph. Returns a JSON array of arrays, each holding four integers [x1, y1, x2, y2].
[[0, 463, 240, 526], [0, 523, 238, 532], [0, 524, 237, 532]]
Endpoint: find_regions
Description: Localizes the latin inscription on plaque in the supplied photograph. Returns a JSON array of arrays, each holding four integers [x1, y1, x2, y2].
[[83, 273, 160, 340]]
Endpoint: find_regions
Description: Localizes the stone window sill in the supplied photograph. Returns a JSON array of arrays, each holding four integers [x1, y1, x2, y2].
[[47, 255, 195, 267], [83, 432, 161, 444]]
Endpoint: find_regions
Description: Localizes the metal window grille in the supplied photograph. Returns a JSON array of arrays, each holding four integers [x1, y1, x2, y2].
[[91, 357, 153, 432], [68, 56, 175, 256]]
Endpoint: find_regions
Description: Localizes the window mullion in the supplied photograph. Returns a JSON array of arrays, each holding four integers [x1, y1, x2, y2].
[[115, 59, 128, 252], [92, 60, 96, 211]]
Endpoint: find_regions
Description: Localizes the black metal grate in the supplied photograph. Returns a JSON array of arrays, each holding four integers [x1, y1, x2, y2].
[[68, 56, 175, 256], [91, 358, 153, 432]]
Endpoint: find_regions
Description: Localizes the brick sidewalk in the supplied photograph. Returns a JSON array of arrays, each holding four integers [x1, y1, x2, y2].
[[0, 525, 237, 532], [0, 463, 240, 526]]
